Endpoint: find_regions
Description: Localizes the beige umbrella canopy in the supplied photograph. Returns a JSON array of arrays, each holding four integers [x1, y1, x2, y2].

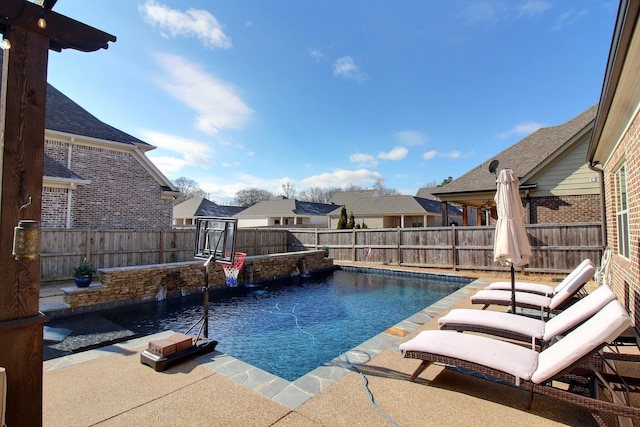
[[493, 168, 532, 312]]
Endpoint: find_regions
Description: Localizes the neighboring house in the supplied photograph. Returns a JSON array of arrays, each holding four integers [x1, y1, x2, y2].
[[588, 0, 640, 327], [173, 197, 245, 228], [42, 84, 179, 229], [433, 105, 600, 226], [327, 194, 463, 229], [234, 197, 337, 228], [416, 186, 479, 226]]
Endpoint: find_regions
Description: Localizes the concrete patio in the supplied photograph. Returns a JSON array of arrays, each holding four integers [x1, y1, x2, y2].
[[41, 271, 603, 426]]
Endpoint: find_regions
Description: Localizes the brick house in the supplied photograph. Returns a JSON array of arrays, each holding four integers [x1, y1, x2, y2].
[[588, 0, 640, 328], [42, 84, 179, 229], [433, 105, 601, 226]]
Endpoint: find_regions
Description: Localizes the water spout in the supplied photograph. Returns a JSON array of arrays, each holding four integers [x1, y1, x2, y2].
[[156, 284, 167, 301], [245, 263, 255, 286], [298, 257, 311, 277]]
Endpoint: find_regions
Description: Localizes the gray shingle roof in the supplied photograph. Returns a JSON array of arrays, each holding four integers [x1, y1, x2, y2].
[[235, 198, 339, 217], [331, 195, 461, 216], [0, 49, 147, 147], [433, 104, 598, 196], [174, 198, 244, 218], [45, 84, 150, 146], [43, 154, 85, 180]]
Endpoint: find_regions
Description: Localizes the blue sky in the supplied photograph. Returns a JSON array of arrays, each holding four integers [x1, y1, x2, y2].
[[47, 1, 618, 204]]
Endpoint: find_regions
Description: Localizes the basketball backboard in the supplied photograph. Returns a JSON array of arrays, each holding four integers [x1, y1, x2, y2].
[[194, 217, 238, 264]]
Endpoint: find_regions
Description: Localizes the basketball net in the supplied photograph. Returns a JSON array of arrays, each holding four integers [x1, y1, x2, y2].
[[221, 252, 246, 287]]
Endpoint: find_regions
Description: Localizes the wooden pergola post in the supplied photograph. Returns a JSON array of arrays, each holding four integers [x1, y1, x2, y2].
[[0, 2, 115, 425]]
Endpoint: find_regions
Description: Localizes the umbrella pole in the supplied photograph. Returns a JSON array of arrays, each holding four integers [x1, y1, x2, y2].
[[511, 265, 516, 314]]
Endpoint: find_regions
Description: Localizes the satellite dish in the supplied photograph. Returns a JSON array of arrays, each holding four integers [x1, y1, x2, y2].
[[488, 159, 499, 177]]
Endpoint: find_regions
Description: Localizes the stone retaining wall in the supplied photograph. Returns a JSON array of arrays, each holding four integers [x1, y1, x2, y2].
[[62, 250, 334, 310]]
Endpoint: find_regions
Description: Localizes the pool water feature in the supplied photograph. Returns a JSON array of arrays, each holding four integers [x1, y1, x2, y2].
[[45, 269, 466, 381]]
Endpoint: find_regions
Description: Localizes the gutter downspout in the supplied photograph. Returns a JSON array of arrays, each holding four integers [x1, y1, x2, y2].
[[589, 161, 607, 246], [67, 138, 75, 229]]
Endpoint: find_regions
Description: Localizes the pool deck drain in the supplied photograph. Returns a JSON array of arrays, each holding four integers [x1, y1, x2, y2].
[[43, 276, 487, 410]]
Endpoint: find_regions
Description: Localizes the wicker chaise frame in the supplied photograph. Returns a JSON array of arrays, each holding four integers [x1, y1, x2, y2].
[[403, 349, 640, 425]]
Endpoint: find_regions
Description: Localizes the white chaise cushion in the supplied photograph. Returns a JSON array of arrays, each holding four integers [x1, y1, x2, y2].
[[531, 300, 630, 384], [399, 330, 538, 381], [543, 284, 617, 341], [484, 280, 554, 295], [471, 289, 552, 308], [438, 309, 545, 340], [483, 259, 592, 296], [548, 263, 595, 310]]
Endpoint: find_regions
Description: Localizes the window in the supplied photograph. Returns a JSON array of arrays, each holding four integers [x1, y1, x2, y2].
[[615, 164, 630, 258], [411, 216, 424, 227]]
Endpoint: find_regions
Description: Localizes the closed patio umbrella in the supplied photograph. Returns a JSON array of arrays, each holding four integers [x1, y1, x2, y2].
[[493, 168, 532, 313]]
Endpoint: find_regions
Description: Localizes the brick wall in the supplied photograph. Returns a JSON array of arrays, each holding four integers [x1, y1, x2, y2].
[[603, 109, 640, 330], [42, 187, 69, 228], [62, 251, 334, 310], [529, 194, 601, 224], [44, 139, 173, 230]]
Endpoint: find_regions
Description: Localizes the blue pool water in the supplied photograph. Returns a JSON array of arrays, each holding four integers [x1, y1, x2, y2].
[[48, 269, 464, 381]]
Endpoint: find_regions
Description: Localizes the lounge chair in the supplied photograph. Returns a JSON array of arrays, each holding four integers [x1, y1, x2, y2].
[[400, 300, 640, 423], [439, 284, 617, 348], [484, 259, 593, 296], [470, 262, 595, 315]]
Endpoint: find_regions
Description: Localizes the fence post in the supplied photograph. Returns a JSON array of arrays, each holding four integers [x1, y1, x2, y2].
[[315, 227, 319, 250], [352, 229, 356, 261], [397, 228, 401, 266], [86, 228, 92, 260], [159, 230, 165, 264], [451, 225, 457, 270]]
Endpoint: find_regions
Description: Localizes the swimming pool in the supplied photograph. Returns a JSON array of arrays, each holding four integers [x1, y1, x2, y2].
[[45, 268, 466, 381]]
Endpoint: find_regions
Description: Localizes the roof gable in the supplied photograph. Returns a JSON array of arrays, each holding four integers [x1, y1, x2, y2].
[[434, 105, 598, 197]]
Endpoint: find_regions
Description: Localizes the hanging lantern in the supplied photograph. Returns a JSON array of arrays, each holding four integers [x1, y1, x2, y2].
[[12, 220, 40, 260]]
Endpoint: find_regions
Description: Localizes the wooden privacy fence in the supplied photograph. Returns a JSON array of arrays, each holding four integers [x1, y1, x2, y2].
[[41, 222, 602, 282], [40, 228, 289, 282], [288, 222, 604, 274]]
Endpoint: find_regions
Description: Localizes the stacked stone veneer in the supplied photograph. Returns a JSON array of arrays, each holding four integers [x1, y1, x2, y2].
[[63, 250, 334, 310]]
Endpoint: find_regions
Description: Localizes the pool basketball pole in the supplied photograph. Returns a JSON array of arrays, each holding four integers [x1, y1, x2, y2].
[[140, 217, 239, 371]]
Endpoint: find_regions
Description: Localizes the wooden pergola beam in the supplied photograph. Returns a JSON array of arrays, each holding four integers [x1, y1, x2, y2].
[[0, 2, 115, 425]]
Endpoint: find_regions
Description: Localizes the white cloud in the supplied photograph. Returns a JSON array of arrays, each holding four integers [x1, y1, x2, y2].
[[422, 150, 437, 160], [333, 56, 368, 83], [152, 53, 252, 136], [395, 131, 425, 146], [147, 155, 186, 174], [378, 146, 408, 161], [308, 48, 324, 62], [497, 120, 544, 139], [422, 150, 474, 160], [460, 1, 504, 25], [517, 1, 552, 18], [139, 1, 232, 49], [301, 169, 382, 188], [349, 153, 378, 167], [552, 10, 588, 31], [140, 129, 215, 171]]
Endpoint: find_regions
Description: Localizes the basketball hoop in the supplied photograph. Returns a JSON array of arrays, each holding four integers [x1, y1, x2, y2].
[[221, 252, 246, 287]]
